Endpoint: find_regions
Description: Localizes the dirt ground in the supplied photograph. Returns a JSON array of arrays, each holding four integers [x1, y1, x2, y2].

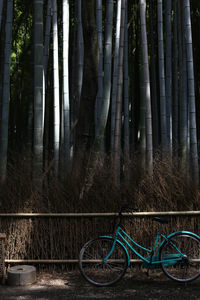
[[0, 268, 199, 300]]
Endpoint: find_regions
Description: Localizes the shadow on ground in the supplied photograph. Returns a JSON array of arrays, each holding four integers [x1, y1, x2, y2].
[[0, 269, 199, 299]]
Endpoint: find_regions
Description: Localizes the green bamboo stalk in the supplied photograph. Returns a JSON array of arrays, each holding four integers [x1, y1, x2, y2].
[[157, 0, 167, 153], [43, 0, 52, 78], [79, 0, 113, 198], [123, 0, 129, 157], [179, 0, 188, 166], [0, 0, 13, 183], [33, 0, 44, 182], [73, 0, 98, 197], [139, 0, 153, 175], [111, 0, 121, 152], [183, 0, 199, 184], [0, 0, 3, 32], [52, 0, 60, 174], [43, 0, 51, 168], [95, 0, 103, 137], [113, 0, 126, 184], [70, 1, 77, 149], [76, 0, 83, 112], [149, 0, 159, 148], [63, 0, 70, 167], [172, 0, 178, 154], [165, 0, 172, 154], [97, 0, 113, 140]]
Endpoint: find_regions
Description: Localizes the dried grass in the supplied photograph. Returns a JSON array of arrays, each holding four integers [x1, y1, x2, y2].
[[0, 153, 199, 269]]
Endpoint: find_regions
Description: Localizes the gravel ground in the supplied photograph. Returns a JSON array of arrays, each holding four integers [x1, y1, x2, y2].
[[0, 269, 199, 300]]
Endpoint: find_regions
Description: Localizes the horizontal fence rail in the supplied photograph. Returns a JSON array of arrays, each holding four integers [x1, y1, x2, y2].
[[4, 258, 200, 264], [5, 259, 142, 264], [1, 211, 200, 265], [0, 211, 200, 217]]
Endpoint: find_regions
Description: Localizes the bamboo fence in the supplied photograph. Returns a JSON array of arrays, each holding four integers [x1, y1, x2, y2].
[[0, 211, 199, 264]]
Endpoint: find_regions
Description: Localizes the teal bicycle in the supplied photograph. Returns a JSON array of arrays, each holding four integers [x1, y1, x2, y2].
[[79, 205, 200, 286]]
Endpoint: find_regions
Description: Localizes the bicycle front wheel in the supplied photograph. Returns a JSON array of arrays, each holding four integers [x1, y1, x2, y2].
[[159, 233, 200, 283], [79, 237, 128, 286]]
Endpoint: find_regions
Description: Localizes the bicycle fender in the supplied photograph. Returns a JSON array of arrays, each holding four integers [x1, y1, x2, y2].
[[99, 235, 130, 266], [158, 231, 200, 252]]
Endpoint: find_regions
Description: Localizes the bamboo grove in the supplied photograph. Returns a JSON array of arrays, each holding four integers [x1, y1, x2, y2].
[[1, 0, 200, 201]]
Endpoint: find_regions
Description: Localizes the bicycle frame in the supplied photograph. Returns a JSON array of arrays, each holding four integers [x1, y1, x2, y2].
[[100, 226, 185, 268]]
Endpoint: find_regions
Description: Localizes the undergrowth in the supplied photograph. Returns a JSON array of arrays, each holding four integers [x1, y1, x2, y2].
[[0, 153, 199, 269]]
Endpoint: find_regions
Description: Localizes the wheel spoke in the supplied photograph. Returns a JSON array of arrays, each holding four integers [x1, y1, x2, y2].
[[105, 262, 124, 272], [160, 234, 200, 283], [79, 237, 128, 286]]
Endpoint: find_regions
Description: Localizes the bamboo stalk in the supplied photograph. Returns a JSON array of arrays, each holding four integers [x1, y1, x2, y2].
[[0, 0, 13, 183], [157, 0, 167, 152], [165, 0, 172, 153], [4, 259, 142, 264], [172, 0, 178, 154], [0, 211, 200, 217], [4, 258, 200, 263], [63, 0, 70, 166], [139, 0, 153, 175], [183, 0, 199, 184], [0, 0, 4, 33], [113, 0, 126, 184], [111, 0, 121, 151], [52, 0, 60, 174], [95, 0, 103, 136]]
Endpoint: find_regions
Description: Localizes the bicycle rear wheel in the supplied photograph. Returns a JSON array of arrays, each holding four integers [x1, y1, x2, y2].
[[159, 233, 200, 282], [79, 237, 128, 286]]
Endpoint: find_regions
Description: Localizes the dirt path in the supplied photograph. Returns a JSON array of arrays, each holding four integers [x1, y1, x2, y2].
[[0, 269, 199, 300]]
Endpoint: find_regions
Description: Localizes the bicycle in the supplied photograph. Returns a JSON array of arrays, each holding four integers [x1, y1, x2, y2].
[[79, 205, 200, 287]]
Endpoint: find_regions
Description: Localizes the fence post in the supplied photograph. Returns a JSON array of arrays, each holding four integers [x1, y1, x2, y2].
[[0, 233, 6, 284]]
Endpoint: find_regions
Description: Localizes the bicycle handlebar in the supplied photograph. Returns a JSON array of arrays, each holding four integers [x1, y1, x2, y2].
[[109, 204, 138, 233]]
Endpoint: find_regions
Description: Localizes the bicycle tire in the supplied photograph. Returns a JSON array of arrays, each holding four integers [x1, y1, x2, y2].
[[79, 237, 128, 287], [159, 233, 200, 283]]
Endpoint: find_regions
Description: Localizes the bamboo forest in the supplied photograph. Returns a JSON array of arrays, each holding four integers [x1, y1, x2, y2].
[[1, 0, 200, 214], [1, 0, 200, 279]]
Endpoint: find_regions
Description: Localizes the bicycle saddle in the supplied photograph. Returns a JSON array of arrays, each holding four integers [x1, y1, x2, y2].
[[153, 217, 169, 224]]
